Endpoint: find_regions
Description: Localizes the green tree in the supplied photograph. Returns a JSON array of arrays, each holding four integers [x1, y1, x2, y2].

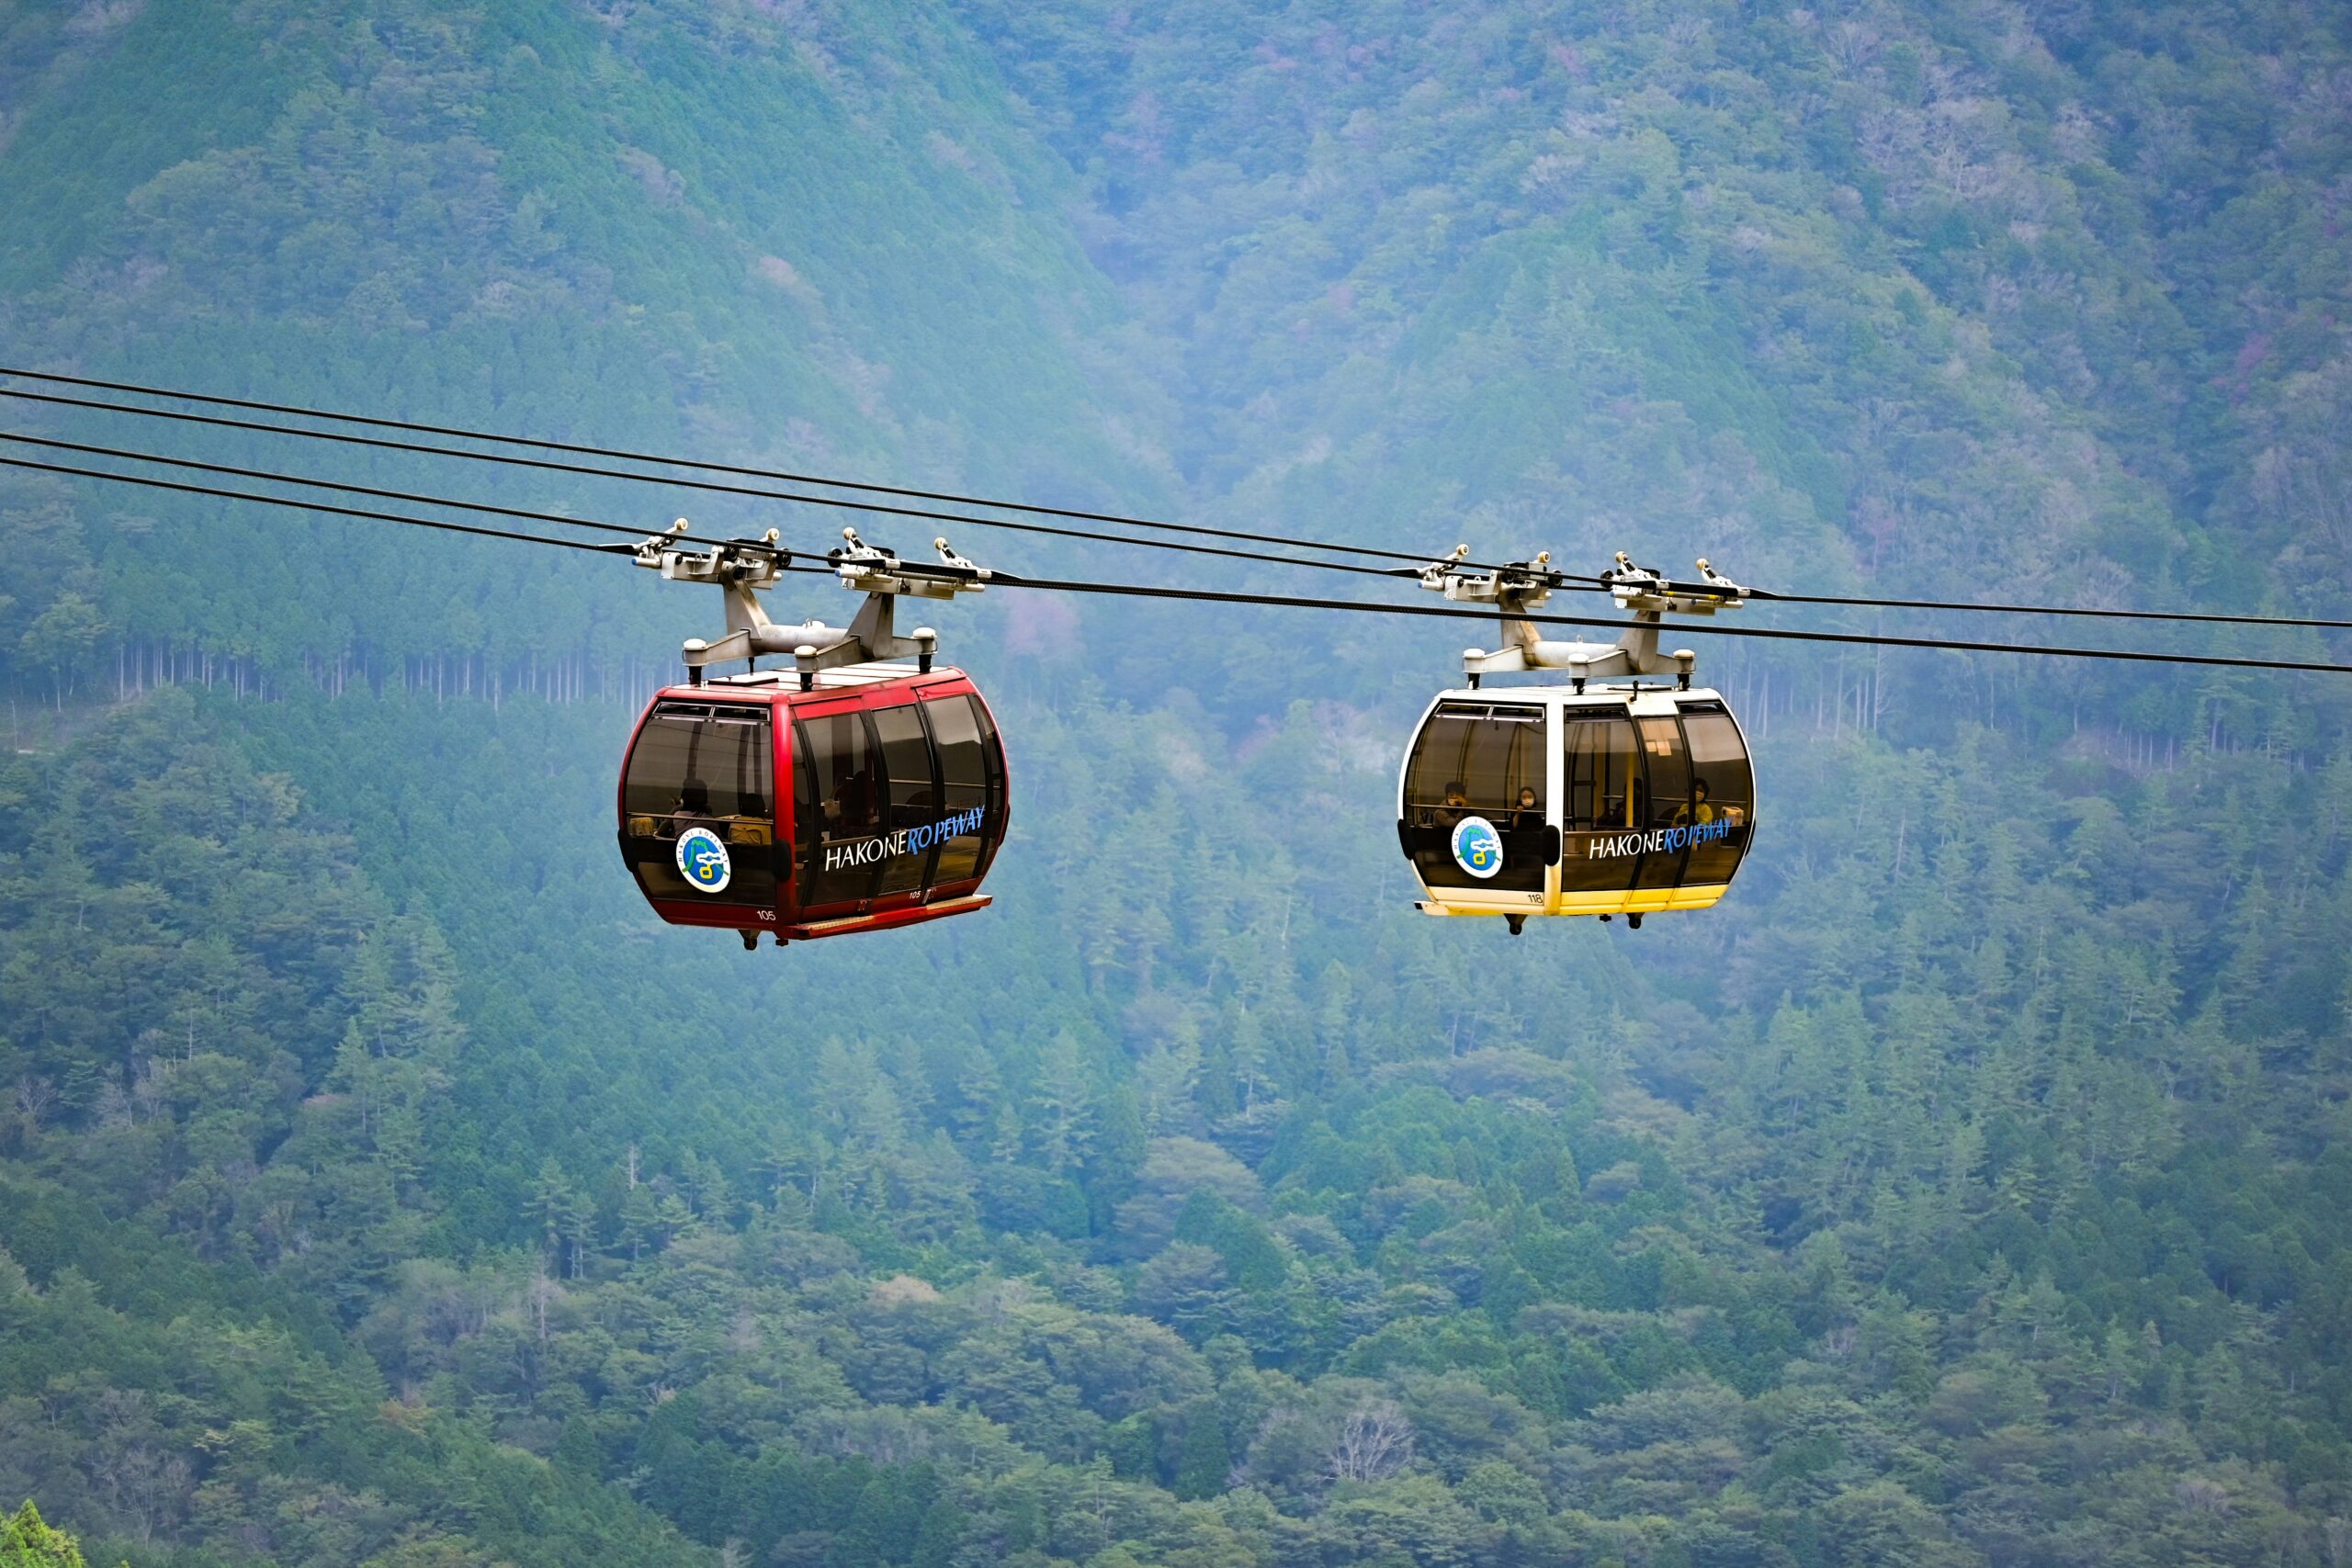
[[1173, 1411, 1233, 1501], [1, 1502, 93, 1568]]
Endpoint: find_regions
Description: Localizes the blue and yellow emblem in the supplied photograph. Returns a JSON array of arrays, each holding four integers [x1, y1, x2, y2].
[[675, 826, 732, 894], [1450, 815, 1503, 879]]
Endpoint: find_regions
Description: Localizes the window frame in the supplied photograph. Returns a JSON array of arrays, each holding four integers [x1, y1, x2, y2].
[[1402, 702, 1549, 894], [793, 706, 892, 910], [924, 693, 997, 888], [619, 698, 780, 905]]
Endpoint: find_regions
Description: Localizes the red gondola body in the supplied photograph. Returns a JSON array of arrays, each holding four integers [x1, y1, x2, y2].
[[616, 665, 1008, 946]]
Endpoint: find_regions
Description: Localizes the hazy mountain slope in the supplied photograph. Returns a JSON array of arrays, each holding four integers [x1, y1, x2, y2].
[[0, 0, 1170, 686], [11, 670, 2348, 1565], [0, 695, 711, 1566], [958, 0, 2352, 728], [1, 2, 2349, 1565]]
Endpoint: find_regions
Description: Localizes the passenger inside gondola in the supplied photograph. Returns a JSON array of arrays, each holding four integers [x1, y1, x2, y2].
[[621, 701, 781, 905], [669, 777, 710, 836], [833, 762, 883, 833], [1503, 783, 1548, 870], [1401, 704, 1549, 894], [1672, 778, 1715, 826]]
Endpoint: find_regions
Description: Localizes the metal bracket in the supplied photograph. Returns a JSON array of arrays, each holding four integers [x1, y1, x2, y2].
[[831, 526, 989, 601], [1419, 549, 1746, 683], [633, 520, 988, 682], [1602, 550, 1745, 616], [1416, 543, 1556, 612]]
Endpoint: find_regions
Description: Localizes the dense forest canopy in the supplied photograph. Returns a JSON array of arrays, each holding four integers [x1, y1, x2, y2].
[[0, 1, 2348, 1565]]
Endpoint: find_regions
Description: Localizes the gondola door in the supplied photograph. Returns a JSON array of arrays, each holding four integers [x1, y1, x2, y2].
[[782, 676, 1011, 938], [1557, 706, 1642, 912], [872, 704, 938, 903], [793, 701, 888, 914], [1398, 700, 1554, 916], [617, 696, 784, 931]]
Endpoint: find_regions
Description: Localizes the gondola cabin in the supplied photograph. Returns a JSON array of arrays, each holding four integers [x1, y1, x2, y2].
[[1397, 682, 1754, 929], [618, 662, 1007, 947]]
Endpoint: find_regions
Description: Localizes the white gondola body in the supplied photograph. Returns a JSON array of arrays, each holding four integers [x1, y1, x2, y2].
[[1396, 682, 1757, 920]]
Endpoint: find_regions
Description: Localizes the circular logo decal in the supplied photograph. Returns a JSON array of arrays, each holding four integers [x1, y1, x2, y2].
[[1451, 815, 1504, 879], [675, 827, 732, 894]]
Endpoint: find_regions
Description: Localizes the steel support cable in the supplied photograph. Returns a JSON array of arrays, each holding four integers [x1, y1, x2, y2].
[[0, 430, 721, 547], [0, 375, 1456, 578], [757, 557, 2352, 673], [36, 401, 2335, 647], [9, 371, 2347, 639], [0, 454, 621, 555], [0, 387, 1420, 581], [1524, 571, 2352, 633], [13, 452, 2350, 678], [0, 431, 1674, 635], [986, 571, 2352, 674], [1638, 580, 2352, 633], [0, 422, 1451, 591]]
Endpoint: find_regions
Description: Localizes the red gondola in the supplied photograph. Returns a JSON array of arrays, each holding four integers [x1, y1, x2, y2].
[[618, 667, 1006, 946], [616, 526, 1006, 948]]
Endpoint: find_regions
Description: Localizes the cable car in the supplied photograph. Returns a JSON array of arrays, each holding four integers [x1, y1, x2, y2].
[[1399, 551, 1758, 931], [1398, 684, 1753, 929], [618, 667, 1007, 947], [616, 525, 1006, 948]]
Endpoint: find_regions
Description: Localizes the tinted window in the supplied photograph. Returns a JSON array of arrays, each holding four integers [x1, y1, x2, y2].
[[929, 695, 991, 885], [1679, 704, 1754, 887], [1634, 716, 1692, 888], [797, 711, 886, 908], [1405, 712, 1478, 813], [623, 702, 773, 820], [1561, 712, 1641, 895], [972, 697, 1008, 883], [1561, 712, 1638, 830], [619, 702, 777, 904], [874, 705, 936, 897], [1401, 705, 1546, 893]]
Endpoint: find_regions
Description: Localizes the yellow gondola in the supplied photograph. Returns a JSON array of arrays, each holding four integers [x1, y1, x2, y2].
[[1397, 551, 1758, 932]]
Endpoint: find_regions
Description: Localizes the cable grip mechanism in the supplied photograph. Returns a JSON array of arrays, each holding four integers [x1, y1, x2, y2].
[[1419, 547, 1747, 683], [632, 519, 988, 682]]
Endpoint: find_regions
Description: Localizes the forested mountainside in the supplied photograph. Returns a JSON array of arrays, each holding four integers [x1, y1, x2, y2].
[[949, 0, 2352, 724], [1, 3, 2349, 1566]]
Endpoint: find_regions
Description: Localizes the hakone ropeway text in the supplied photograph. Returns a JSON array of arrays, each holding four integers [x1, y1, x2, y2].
[[1585, 817, 1735, 859], [823, 807, 986, 872]]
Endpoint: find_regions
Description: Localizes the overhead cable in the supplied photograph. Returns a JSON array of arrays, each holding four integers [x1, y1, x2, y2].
[[12, 452, 2349, 678], [0, 454, 621, 555], [0, 386, 1418, 581], [0, 430, 699, 547], [1729, 583, 2349, 633], [980, 572, 2352, 675], [6, 367, 2346, 637], [0, 369, 1445, 575]]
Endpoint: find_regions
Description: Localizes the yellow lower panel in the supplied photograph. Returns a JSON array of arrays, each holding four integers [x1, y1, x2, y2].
[[1549, 885, 1732, 917], [1416, 886, 1733, 919], [1416, 899, 1543, 917], [1415, 893, 1547, 917]]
